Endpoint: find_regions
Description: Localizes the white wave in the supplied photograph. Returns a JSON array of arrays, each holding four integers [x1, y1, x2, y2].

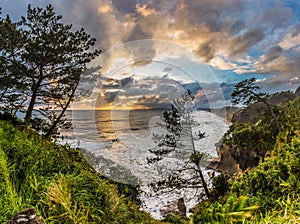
[[61, 110, 228, 219]]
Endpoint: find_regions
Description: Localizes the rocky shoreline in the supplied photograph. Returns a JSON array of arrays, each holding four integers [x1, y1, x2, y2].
[[205, 144, 240, 176], [205, 109, 241, 176]]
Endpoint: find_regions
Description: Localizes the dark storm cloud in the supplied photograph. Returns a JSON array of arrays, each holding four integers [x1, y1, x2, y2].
[[134, 95, 171, 109], [96, 76, 196, 109], [263, 46, 283, 64], [102, 82, 120, 89], [194, 82, 235, 108], [35, 0, 138, 53], [203, 82, 234, 101], [98, 75, 236, 109], [104, 91, 119, 103], [37, 0, 112, 49], [292, 23, 300, 36], [100, 76, 134, 90], [96, 89, 116, 108], [182, 82, 202, 95], [186, 0, 244, 28], [111, 0, 138, 14], [257, 75, 299, 93], [229, 28, 265, 57], [131, 60, 153, 67], [125, 24, 153, 41], [174, 81, 233, 109]]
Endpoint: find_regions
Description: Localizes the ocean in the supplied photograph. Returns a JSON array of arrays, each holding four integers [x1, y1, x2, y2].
[[61, 109, 229, 219]]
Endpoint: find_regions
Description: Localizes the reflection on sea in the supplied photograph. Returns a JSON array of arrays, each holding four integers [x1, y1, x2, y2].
[[95, 110, 165, 142]]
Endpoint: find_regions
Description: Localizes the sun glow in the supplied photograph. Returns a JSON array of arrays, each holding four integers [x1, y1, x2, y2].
[[96, 104, 146, 111]]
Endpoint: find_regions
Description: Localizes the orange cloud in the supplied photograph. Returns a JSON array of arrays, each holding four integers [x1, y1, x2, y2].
[[136, 4, 156, 17]]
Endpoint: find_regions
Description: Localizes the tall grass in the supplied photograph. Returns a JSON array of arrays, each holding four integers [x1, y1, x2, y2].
[[0, 144, 22, 222], [0, 120, 162, 223]]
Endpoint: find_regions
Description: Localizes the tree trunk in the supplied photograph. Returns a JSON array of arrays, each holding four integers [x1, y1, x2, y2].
[[255, 94, 281, 132], [265, 103, 281, 132], [196, 163, 210, 198], [187, 113, 210, 199], [24, 89, 37, 123], [44, 84, 77, 138], [0, 87, 9, 101], [24, 79, 42, 123]]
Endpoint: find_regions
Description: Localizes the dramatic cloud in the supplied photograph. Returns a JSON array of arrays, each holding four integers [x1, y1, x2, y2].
[[93, 75, 232, 109], [262, 46, 283, 64], [228, 28, 265, 57], [1, 0, 299, 95]]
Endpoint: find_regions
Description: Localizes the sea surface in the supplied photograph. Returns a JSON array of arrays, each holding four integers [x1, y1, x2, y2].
[[60, 109, 229, 219]]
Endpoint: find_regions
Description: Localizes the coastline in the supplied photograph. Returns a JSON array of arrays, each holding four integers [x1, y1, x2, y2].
[[61, 109, 234, 219]]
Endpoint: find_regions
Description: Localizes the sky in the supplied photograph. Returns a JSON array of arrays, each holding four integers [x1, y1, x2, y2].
[[1, 0, 300, 110]]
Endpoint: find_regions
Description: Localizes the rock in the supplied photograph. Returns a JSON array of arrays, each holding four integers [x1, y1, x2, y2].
[[160, 197, 187, 217], [112, 138, 119, 142], [189, 206, 197, 213], [177, 198, 186, 216], [9, 208, 45, 224], [207, 171, 215, 179], [295, 86, 300, 96], [208, 144, 240, 175], [230, 145, 259, 170]]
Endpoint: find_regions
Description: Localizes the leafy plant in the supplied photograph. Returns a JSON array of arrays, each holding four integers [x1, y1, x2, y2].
[[192, 196, 258, 224]]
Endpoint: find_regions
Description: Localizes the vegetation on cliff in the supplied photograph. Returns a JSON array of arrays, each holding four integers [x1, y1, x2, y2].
[[191, 96, 300, 223]]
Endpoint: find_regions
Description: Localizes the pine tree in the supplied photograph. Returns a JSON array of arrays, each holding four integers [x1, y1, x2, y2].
[[231, 77, 281, 132], [148, 90, 210, 199], [0, 4, 101, 137]]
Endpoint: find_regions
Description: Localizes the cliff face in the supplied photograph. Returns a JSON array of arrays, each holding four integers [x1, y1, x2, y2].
[[214, 91, 299, 175]]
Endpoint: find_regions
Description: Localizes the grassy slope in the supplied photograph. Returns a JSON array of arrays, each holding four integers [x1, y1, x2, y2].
[[0, 121, 163, 223], [190, 97, 300, 223]]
